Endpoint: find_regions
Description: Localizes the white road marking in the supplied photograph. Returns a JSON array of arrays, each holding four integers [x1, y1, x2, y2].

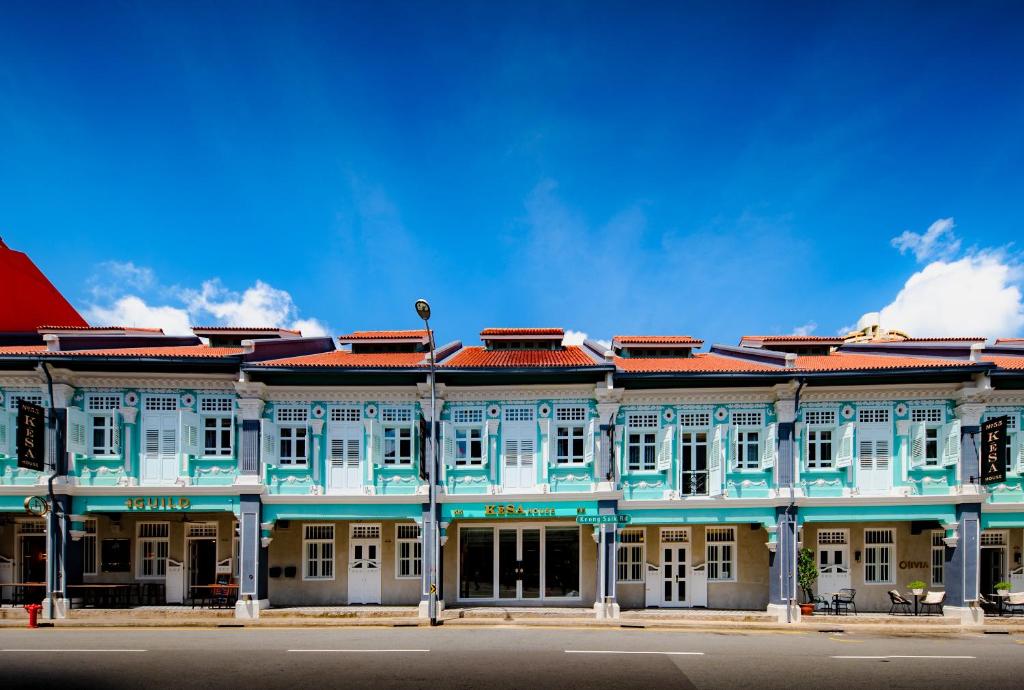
[[565, 650, 704, 656], [287, 649, 430, 653], [831, 655, 976, 660], [2, 649, 148, 653]]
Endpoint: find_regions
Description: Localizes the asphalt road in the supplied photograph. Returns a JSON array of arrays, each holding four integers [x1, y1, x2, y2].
[[1, 626, 1022, 689]]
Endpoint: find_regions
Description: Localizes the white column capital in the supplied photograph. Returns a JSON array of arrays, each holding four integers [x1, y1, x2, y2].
[[121, 406, 138, 425], [237, 399, 265, 421], [774, 398, 797, 424], [596, 402, 621, 424], [955, 402, 986, 427]]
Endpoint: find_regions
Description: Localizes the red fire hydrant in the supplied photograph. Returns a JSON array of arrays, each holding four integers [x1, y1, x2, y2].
[[24, 603, 42, 629]]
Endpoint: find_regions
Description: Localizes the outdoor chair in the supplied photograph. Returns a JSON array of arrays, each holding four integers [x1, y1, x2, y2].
[[920, 590, 945, 615], [887, 589, 911, 615], [833, 588, 857, 615], [1005, 592, 1024, 616]]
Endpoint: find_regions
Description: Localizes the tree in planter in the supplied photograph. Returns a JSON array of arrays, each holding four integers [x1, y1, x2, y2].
[[798, 547, 818, 603]]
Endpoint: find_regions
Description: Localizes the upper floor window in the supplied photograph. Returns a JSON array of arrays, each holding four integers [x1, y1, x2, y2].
[[804, 409, 836, 470], [455, 427, 483, 466], [626, 412, 659, 472], [86, 394, 121, 456], [732, 411, 763, 471], [911, 407, 944, 466], [382, 406, 413, 466], [199, 396, 234, 457], [276, 406, 309, 465], [555, 406, 587, 465]]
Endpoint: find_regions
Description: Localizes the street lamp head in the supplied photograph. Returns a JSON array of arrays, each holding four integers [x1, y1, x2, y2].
[[414, 298, 431, 322]]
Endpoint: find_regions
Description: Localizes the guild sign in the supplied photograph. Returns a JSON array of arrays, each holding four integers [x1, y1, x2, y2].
[[125, 496, 192, 511], [16, 400, 47, 473], [980, 416, 1008, 485]]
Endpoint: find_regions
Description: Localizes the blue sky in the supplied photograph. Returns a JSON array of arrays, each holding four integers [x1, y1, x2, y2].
[[2, 2, 1023, 345]]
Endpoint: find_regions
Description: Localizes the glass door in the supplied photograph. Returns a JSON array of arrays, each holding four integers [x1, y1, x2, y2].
[[662, 543, 688, 606], [498, 528, 542, 599], [498, 529, 519, 599]]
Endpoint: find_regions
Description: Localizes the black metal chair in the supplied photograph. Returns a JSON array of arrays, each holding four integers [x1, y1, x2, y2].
[[920, 590, 945, 615], [887, 589, 911, 615], [833, 588, 857, 615], [1004, 593, 1024, 616]]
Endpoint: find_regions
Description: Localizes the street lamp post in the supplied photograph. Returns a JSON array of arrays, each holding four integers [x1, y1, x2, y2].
[[415, 299, 439, 625]]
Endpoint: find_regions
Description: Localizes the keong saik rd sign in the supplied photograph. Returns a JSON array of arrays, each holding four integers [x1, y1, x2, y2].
[[125, 496, 192, 511]]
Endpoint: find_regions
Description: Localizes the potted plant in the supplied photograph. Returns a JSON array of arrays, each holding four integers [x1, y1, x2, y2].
[[995, 581, 1013, 596], [907, 580, 926, 596], [797, 547, 818, 616]]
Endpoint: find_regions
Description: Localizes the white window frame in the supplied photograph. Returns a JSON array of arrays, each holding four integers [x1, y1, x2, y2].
[[303, 523, 335, 581], [136, 522, 170, 580], [395, 524, 422, 579], [734, 428, 761, 470], [617, 528, 645, 583], [931, 530, 945, 587], [276, 406, 310, 466], [85, 394, 121, 457], [626, 413, 659, 473], [806, 427, 834, 470], [454, 426, 484, 466], [912, 407, 945, 467], [555, 406, 587, 466], [381, 407, 414, 466], [199, 396, 234, 458], [705, 526, 736, 582], [82, 518, 98, 576], [863, 528, 895, 585]]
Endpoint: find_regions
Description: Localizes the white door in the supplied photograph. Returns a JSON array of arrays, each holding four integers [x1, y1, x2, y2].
[[141, 414, 178, 485], [348, 524, 381, 604], [328, 423, 362, 493], [816, 531, 850, 596], [502, 420, 536, 491], [857, 426, 891, 494], [660, 531, 689, 607]]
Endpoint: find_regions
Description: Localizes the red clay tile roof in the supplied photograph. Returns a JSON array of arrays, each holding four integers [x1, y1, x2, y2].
[[192, 326, 301, 334], [0, 345, 242, 358], [899, 337, 987, 343], [480, 328, 564, 337], [740, 335, 844, 345], [615, 354, 779, 373], [983, 355, 1024, 370], [792, 353, 976, 371], [253, 350, 427, 368], [444, 346, 598, 368], [614, 335, 704, 346], [37, 325, 165, 334], [995, 338, 1024, 344], [337, 330, 427, 341]]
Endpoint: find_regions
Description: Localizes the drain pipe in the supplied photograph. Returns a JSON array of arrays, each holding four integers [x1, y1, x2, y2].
[[783, 378, 806, 624]]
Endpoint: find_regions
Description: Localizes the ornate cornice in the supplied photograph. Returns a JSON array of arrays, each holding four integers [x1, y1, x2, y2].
[[67, 373, 235, 390], [0, 376, 44, 389], [445, 384, 595, 402], [265, 387, 419, 403], [622, 391, 774, 405], [801, 385, 960, 402]]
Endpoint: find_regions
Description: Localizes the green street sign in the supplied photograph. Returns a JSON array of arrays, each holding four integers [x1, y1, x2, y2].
[[576, 514, 631, 525]]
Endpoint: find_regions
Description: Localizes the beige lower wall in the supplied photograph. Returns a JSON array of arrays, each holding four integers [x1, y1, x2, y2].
[[442, 521, 596, 607], [617, 524, 769, 611], [268, 520, 421, 606]]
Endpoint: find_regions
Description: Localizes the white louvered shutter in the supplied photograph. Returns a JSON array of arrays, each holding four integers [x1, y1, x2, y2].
[[442, 421, 455, 467], [481, 422, 491, 467], [0, 412, 11, 456], [1016, 432, 1024, 473], [541, 419, 555, 467], [942, 420, 960, 467], [180, 410, 201, 457], [583, 418, 596, 465], [761, 423, 776, 470], [110, 411, 122, 456], [835, 423, 854, 468], [370, 420, 383, 466], [328, 425, 345, 465], [909, 422, 926, 469], [261, 419, 278, 466], [708, 425, 724, 496], [655, 425, 672, 472], [521, 429, 535, 469], [729, 424, 739, 471], [66, 407, 88, 456]]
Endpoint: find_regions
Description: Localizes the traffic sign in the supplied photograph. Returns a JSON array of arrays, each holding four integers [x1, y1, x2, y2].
[[576, 514, 631, 525]]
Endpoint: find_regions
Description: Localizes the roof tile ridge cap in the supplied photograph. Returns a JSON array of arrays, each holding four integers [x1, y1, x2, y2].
[[708, 343, 793, 368], [242, 335, 336, 360], [833, 345, 973, 362], [426, 340, 463, 365], [581, 338, 612, 363]]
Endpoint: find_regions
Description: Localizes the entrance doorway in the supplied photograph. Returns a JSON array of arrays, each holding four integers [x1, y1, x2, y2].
[[816, 529, 851, 596], [458, 525, 580, 603], [348, 523, 382, 604], [186, 523, 218, 588], [980, 530, 1008, 597], [19, 535, 46, 583], [660, 528, 689, 607]]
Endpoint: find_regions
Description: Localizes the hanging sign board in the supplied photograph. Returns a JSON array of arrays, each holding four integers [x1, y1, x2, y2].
[[980, 416, 1008, 485], [16, 400, 46, 472]]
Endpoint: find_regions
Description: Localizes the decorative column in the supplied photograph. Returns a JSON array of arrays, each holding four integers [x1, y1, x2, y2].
[[236, 397, 265, 483], [944, 402, 985, 625], [596, 400, 621, 492], [767, 393, 799, 622], [417, 387, 445, 619], [120, 406, 137, 482], [593, 498, 620, 619], [42, 381, 74, 619], [235, 493, 269, 619]]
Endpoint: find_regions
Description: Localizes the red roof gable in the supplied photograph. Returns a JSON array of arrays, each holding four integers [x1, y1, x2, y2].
[[444, 345, 598, 368], [0, 344, 241, 358], [0, 239, 87, 331]]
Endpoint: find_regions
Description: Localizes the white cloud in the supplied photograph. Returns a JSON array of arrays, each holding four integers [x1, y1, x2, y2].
[[85, 296, 193, 336], [83, 267, 329, 338], [792, 321, 817, 336], [890, 217, 961, 262], [562, 330, 611, 349], [858, 251, 1024, 338]]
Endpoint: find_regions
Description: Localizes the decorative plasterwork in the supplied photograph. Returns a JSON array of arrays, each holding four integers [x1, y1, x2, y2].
[[445, 384, 595, 402], [621, 391, 774, 405], [986, 393, 1024, 406], [61, 374, 235, 390], [955, 402, 986, 427], [0, 376, 44, 389], [416, 382, 447, 399], [264, 387, 419, 403], [774, 398, 797, 424], [237, 399, 264, 421], [801, 385, 961, 402], [594, 385, 624, 404]]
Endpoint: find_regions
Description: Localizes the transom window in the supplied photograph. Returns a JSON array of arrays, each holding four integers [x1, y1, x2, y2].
[[395, 524, 422, 579], [731, 411, 763, 427], [617, 528, 645, 583], [276, 407, 309, 422], [86, 395, 121, 411], [817, 530, 847, 545], [199, 396, 233, 413], [706, 527, 736, 581], [382, 407, 413, 423], [504, 407, 535, 422], [329, 407, 362, 422], [858, 408, 890, 424], [661, 528, 690, 543], [864, 528, 895, 584], [627, 412, 659, 429], [303, 524, 335, 580], [911, 407, 943, 423], [452, 408, 484, 424], [678, 411, 711, 428], [804, 409, 836, 426], [8, 393, 45, 410], [143, 396, 178, 412], [554, 406, 587, 422], [980, 531, 1007, 546]]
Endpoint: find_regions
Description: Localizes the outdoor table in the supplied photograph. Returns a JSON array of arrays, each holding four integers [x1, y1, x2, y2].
[[66, 583, 135, 609], [994, 592, 1009, 616], [0, 582, 46, 606], [189, 584, 238, 609], [912, 592, 922, 616]]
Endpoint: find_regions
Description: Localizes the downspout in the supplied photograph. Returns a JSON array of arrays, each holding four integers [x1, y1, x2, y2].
[[783, 377, 806, 624]]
